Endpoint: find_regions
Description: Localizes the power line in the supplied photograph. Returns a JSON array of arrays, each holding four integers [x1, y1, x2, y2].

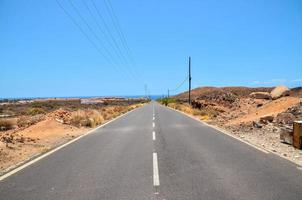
[[103, 0, 142, 81], [56, 0, 111, 63], [169, 75, 189, 93], [56, 0, 133, 81], [103, 0, 138, 71], [88, 0, 139, 80], [189, 56, 192, 105], [81, 1, 129, 66], [56, 0, 145, 92], [67, 0, 138, 81], [67, 0, 120, 66]]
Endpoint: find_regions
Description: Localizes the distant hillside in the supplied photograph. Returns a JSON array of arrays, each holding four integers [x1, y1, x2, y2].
[[174, 86, 274, 100], [289, 87, 302, 97]]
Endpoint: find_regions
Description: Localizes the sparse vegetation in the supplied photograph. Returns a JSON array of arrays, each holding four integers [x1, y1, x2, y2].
[[0, 119, 15, 131], [167, 102, 217, 121], [70, 109, 105, 128], [158, 98, 176, 106], [26, 107, 46, 115]]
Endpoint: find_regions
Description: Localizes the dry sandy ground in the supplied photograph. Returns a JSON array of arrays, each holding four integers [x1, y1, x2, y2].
[[228, 97, 301, 125], [0, 118, 88, 174]]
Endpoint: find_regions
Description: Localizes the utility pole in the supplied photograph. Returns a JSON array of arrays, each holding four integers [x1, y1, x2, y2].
[[168, 89, 170, 98], [144, 84, 147, 99], [189, 57, 192, 105]]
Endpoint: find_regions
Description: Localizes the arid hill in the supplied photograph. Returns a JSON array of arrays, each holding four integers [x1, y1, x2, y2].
[[174, 86, 274, 100], [164, 85, 302, 165]]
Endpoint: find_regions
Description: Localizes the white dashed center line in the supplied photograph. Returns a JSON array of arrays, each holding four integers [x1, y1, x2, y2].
[[153, 152, 160, 186], [152, 104, 160, 193]]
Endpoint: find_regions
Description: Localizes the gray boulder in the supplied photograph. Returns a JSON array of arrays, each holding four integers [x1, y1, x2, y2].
[[271, 85, 290, 100]]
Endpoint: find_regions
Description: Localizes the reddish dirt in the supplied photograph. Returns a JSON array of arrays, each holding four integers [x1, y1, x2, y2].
[[228, 97, 301, 125], [170, 86, 302, 166], [0, 118, 88, 173]]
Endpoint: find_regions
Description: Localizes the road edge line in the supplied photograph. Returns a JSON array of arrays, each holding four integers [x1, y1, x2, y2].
[[161, 104, 270, 154], [0, 104, 145, 181], [162, 104, 302, 168]]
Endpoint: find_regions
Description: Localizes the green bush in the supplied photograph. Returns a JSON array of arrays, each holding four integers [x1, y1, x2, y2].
[[158, 98, 176, 106], [26, 107, 46, 115]]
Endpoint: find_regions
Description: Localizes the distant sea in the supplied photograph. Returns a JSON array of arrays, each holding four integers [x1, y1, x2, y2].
[[0, 95, 163, 101]]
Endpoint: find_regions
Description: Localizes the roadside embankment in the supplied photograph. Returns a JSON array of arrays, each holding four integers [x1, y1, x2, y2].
[[159, 86, 302, 165], [0, 98, 146, 174]]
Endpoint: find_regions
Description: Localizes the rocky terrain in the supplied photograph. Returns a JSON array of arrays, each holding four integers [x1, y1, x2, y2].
[[166, 86, 302, 165]]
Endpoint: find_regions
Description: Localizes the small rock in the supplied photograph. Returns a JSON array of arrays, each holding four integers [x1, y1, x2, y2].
[[257, 103, 263, 108], [276, 113, 295, 125], [253, 121, 262, 128], [260, 115, 274, 124]]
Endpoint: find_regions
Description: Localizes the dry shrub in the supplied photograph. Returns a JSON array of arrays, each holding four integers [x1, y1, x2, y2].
[[86, 110, 104, 127], [0, 119, 16, 131], [200, 115, 210, 121], [169, 103, 219, 121], [113, 106, 124, 114], [70, 110, 104, 128], [174, 104, 182, 110], [70, 110, 87, 127], [101, 112, 109, 120], [179, 105, 194, 115], [192, 109, 204, 116]]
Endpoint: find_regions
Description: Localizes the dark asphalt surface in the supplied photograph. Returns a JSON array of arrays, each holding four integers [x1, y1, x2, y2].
[[0, 102, 302, 200]]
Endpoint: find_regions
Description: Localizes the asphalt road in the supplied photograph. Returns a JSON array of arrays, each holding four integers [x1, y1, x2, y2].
[[1, 102, 302, 200]]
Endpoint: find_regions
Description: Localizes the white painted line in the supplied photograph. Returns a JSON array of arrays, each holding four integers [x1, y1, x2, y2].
[[153, 131, 156, 140], [153, 116, 155, 121], [153, 152, 160, 186], [0, 105, 144, 182], [206, 124, 270, 154], [153, 122, 155, 128]]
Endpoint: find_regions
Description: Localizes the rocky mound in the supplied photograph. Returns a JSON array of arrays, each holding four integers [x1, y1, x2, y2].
[[174, 86, 273, 100], [48, 108, 72, 124], [290, 87, 302, 97], [196, 89, 237, 107]]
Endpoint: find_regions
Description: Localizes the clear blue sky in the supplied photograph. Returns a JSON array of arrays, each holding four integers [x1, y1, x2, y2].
[[0, 0, 301, 98]]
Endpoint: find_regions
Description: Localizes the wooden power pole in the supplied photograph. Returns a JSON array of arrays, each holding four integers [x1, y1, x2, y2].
[[189, 57, 192, 105]]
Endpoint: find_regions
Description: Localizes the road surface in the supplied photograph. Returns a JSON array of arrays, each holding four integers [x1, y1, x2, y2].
[[1, 102, 302, 200]]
